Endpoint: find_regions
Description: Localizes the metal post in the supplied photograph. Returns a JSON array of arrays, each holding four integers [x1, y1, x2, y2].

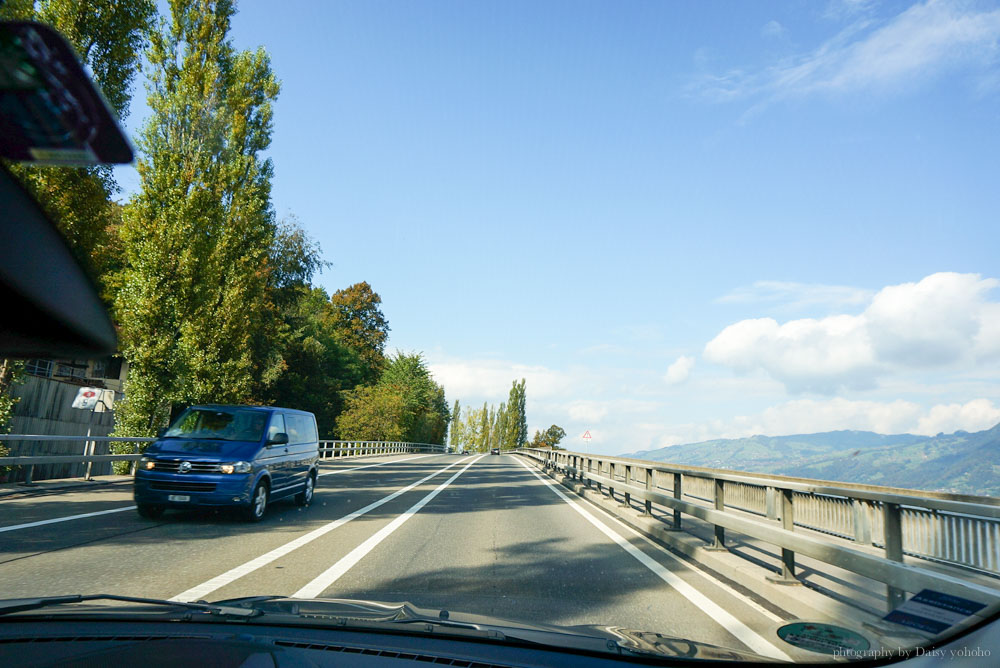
[[83, 417, 95, 481], [644, 468, 653, 516], [608, 462, 615, 502], [768, 488, 800, 584], [884, 502, 906, 610], [766, 486, 777, 520], [853, 499, 872, 545], [670, 473, 682, 530], [706, 478, 727, 550], [623, 465, 632, 507]]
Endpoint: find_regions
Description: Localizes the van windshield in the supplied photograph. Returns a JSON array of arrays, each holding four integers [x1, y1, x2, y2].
[[163, 408, 268, 442]]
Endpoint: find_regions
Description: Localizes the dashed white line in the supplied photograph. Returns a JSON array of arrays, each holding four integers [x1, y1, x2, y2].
[[0, 505, 136, 533], [513, 456, 792, 662], [294, 455, 485, 598], [318, 453, 439, 476], [171, 456, 468, 602]]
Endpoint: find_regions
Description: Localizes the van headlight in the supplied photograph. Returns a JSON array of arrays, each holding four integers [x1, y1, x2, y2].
[[140, 457, 155, 470], [219, 461, 251, 474]]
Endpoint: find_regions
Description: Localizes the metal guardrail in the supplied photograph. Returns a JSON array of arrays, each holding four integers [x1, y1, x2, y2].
[[0, 435, 446, 484], [516, 447, 1000, 613]]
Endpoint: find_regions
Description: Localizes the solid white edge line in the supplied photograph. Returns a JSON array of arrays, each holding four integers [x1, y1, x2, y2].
[[0, 505, 136, 533], [586, 490, 785, 623], [513, 456, 792, 662], [294, 455, 486, 598], [171, 456, 466, 602], [318, 453, 438, 476]]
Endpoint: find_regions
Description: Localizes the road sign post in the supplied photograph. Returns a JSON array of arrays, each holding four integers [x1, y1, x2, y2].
[[72, 388, 114, 480], [582, 430, 592, 455]]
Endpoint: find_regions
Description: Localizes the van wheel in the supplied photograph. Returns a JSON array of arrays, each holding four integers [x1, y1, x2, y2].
[[137, 504, 165, 519], [246, 481, 269, 522], [295, 472, 316, 507]]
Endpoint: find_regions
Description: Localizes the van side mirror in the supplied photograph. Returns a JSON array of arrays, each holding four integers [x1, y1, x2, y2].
[[268, 432, 289, 446]]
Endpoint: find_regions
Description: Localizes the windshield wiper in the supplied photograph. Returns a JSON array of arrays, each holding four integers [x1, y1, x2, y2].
[[0, 594, 262, 619]]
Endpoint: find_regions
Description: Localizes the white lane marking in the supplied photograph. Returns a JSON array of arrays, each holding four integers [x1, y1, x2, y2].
[[171, 457, 468, 602], [318, 453, 439, 477], [513, 457, 792, 662], [0, 456, 444, 535], [584, 490, 784, 624], [0, 505, 136, 533], [294, 455, 486, 598]]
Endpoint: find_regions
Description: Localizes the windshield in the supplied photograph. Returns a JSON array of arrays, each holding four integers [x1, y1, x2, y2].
[[1, 1, 999, 665], [163, 408, 268, 442]]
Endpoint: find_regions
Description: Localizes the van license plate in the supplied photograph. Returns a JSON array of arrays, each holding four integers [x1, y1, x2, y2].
[[168, 495, 190, 502]]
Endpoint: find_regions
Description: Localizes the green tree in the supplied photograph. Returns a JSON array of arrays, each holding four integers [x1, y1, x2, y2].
[[113, 0, 280, 445], [503, 378, 527, 449], [329, 282, 390, 384], [449, 399, 461, 450], [529, 425, 566, 449], [336, 352, 449, 444], [265, 287, 364, 437], [335, 384, 408, 442]]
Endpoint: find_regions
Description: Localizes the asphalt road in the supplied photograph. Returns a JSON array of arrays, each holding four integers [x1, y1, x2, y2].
[[0, 453, 796, 660]]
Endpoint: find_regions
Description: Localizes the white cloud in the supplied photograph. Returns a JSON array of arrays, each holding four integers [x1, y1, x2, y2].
[[664, 355, 695, 385], [717, 280, 874, 310], [916, 399, 1000, 435], [761, 20, 786, 39], [695, 0, 1000, 104], [705, 272, 1000, 393], [567, 400, 609, 422], [427, 358, 576, 402]]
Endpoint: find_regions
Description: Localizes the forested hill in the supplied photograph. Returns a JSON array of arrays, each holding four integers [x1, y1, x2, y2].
[[627, 424, 1000, 497]]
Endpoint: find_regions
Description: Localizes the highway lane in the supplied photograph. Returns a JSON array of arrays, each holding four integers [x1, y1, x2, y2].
[[0, 452, 794, 660]]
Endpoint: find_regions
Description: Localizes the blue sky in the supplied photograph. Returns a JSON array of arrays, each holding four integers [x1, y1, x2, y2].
[[116, 0, 1000, 454]]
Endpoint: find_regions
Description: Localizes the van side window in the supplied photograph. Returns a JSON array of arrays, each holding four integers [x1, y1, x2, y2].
[[286, 414, 314, 444], [267, 413, 285, 442]]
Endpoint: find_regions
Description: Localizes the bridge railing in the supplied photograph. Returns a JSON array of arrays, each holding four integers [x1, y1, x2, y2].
[[0, 434, 446, 484], [516, 447, 1000, 613]]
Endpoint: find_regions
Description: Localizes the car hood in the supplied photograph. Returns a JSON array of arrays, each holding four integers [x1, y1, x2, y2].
[[214, 596, 774, 662], [146, 438, 259, 460]]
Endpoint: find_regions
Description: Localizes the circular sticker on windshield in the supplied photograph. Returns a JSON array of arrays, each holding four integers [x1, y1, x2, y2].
[[777, 622, 871, 655]]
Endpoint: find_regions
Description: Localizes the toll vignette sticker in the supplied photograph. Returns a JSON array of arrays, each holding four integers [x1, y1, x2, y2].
[[777, 622, 871, 655], [884, 589, 986, 635]]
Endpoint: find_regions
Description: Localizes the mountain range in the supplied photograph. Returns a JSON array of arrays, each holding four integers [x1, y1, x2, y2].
[[625, 423, 1000, 497]]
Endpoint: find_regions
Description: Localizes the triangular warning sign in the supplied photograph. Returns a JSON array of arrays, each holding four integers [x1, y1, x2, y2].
[[582, 430, 592, 439]]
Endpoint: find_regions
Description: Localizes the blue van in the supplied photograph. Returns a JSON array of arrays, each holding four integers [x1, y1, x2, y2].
[[133, 405, 320, 521]]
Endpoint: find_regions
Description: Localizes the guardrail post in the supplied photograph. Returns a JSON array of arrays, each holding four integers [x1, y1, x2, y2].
[[884, 502, 906, 610], [622, 464, 632, 507], [669, 473, 682, 530], [768, 488, 800, 585], [766, 486, 777, 520], [608, 462, 616, 502], [706, 478, 727, 551], [854, 499, 872, 546], [643, 468, 653, 515]]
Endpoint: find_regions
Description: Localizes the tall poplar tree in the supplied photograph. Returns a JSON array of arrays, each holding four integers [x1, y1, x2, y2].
[[504, 379, 527, 449], [114, 0, 280, 437], [449, 399, 461, 450]]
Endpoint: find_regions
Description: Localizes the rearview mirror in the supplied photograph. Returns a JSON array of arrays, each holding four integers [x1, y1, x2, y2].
[[268, 432, 289, 446]]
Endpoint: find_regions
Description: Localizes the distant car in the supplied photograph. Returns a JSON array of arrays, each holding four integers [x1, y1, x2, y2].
[[461, 449, 470, 455], [491, 448, 500, 455], [134, 405, 319, 522]]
